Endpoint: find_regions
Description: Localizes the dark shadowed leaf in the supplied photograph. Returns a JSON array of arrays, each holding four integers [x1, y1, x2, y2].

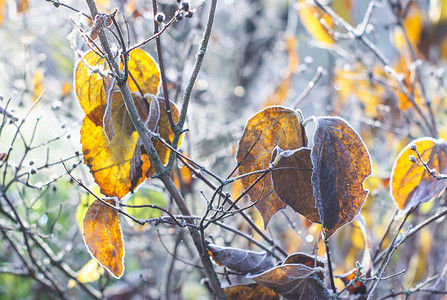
[[283, 253, 325, 274], [207, 244, 275, 275], [271, 147, 319, 223], [83, 199, 124, 278], [391, 137, 447, 212], [310, 117, 371, 238], [249, 263, 328, 300], [237, 106, 307, 228], [224, 283, 279, 300]]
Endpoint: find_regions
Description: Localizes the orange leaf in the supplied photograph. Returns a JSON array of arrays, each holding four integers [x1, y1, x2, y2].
[[237, 106, 308, 228], [83, 199, 124, 278], [271, 147, 319, 223], [310, 117, 371, 238], [75, 49, 160, 126], [390, 138, 447, 212], [81, 93, 178, 199], [298, 0, 334, 44], [224, 283, 279, 300]]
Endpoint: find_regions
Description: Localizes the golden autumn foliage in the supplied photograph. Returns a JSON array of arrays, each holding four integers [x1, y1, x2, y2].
[[391, 137, 447, 212], [83, 199, 124, 278]]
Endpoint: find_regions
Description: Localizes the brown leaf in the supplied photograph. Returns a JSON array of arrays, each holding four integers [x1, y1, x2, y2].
[[224, 283, 279, 300], [83, 199, 124, 278], [310, 117, 371, 238], [237, 106, 307, 228], [283, 253, 325, 276], [391, 138, 447, 212], [249, 263, 328, 300], [207, 244, 275, 275], [89, 13, 113, 41], [271, 147, 319, 223]]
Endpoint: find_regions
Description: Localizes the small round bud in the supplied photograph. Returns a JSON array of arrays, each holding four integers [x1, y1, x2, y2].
[[185, 11, 193, 18], [29, 160, 34, 166], [30, 168, 36, 175], [181, 0, 189, 11], [410, 144, 417, 151], [155, 12, 165, 23], [75, 151, 80, 156], [176, 13, 184, 21], [408, 155, 417, 163], [66, 134, 71, 139]]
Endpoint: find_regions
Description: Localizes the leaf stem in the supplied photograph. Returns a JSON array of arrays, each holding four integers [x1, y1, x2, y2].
[[324, 237, 337, 293]]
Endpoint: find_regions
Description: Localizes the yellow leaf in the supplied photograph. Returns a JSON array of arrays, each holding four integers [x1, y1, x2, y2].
[[391, 138, 447, 212], [333, 63, 386, 117], [81, 93, 179, 199], [32, 68, 44, 102], [81, 92, 140, 199], [0, 0, 5, 27], [83, 199, 124, 278], [68, 258, 104, 289], [75, 49, 160, 126], [298, 0, 334, 44], [393, 2, 423, 56]]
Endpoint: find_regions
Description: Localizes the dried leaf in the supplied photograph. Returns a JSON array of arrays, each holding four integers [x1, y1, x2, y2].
[[390, 138, 447, 212], [68, 258, 104, 289], [283, 253, 325, 274], [89, 13, 113, 41], [83, 199, 124, 278], [207, 244, 275, 275], [237, 106, 307, 228], [224, 283, 279, 300], [310, 117, 371, 238], [271, 147, 319, 223], [249, 263, 328, 300]]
